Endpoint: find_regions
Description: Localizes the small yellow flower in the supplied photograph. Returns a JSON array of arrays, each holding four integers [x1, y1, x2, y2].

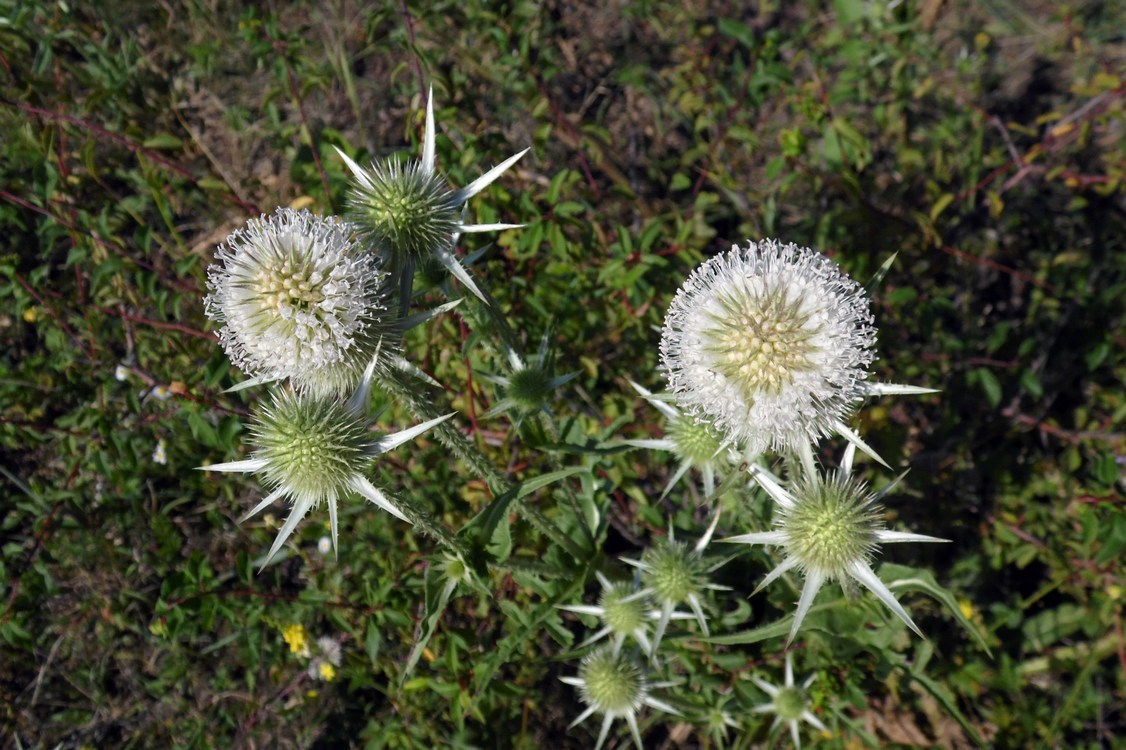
[[959, 599, 975, 621], [23, 306, 40, 323], [282, 623, 310, 657], [318, 662, 336, 682]]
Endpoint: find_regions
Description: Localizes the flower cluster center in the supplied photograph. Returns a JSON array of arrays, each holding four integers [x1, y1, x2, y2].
[[254, 241, 326, 316], [669, 415, 724, 467], [254, 394, 372, 504], [643, 541, 703, 604], [581, 649, 644, 716], [601, 584, 648, 636], [774, 686, 808, 722], [704, 285, 818, 396], [784, 476, 881, 575]]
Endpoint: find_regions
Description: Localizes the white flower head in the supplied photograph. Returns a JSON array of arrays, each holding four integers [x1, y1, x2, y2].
[[561, 646, 678, 750], [336, 87, 528, 304], [198, 362, 452, 567], [751, 653, 827, 749], [724, 446, 948, 644], [660, 239, 877, 460], [205, 207, 395, 398]]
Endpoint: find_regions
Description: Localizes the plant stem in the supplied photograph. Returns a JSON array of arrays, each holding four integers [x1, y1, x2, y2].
[[378, 367, 587, 561]]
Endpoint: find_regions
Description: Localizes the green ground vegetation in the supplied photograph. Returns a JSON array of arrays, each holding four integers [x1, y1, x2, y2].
[[2, 1, 1125, 748]]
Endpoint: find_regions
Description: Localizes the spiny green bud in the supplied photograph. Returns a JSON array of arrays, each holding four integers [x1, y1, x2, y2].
[[773, 686, 808, 722], [784, 473, 881, 574], [506, 366, 552, 411], [600, 582, 649, 638], [253, 390, 375, 508], [640, 538, 709, 606], [578, 647, 645, 717], [345, 158, 460, 263], [668, 413, 725, 469]]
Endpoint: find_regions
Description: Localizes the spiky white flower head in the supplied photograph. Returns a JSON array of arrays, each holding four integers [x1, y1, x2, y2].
[[724, 445, 948, 644], [559, 572, 692, 657], [198, 361, 452, 567], [660, 239, 879, 461], [625, 380, 729, 499], [561, 645, 678, 750], [751, 653, 827, 749], [622, 513, 730, 656], [205, 207, 395, 398], [336, 87, 528, 304]]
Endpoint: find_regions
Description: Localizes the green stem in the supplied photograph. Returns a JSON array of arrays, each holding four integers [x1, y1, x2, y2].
[[378, 367, 587, 562], [383, 488, 471, 560]]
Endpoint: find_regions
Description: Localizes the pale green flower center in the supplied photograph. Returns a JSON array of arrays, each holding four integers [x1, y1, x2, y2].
[[774, 686, 808, 722], [254, 393, 373, 505], [784, 474, 880, 575], [349, 160, 459, 260], [581, 649, 644, 715], [703, 286, 818, 396], [642, 539, 705, 604], [508, 366, 551, 409], [600, 584, 647, 636], [254, 241, 325, 315], [669, 414, 724, 467]]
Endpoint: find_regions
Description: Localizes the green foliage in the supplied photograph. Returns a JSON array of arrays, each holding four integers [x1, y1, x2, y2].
[[3, 1, 1125, 748]]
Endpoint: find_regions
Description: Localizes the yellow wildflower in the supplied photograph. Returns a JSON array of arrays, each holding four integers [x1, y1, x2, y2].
[[282, 623, 310, 657]]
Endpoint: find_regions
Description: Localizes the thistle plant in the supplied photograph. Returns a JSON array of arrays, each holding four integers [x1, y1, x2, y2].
[[204, 207, 396, 398], [751, 653, 827, 749], [336, 87, 528, 306], [185, 71, 970, 747], [198, 359, 452, 565], [659, 239, 931, 465], [561, 645, 678, 750], [477, 329, 579, 425], [724, 445, 949, 643]]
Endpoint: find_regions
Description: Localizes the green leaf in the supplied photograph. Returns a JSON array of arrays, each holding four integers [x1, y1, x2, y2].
[[460, 467, 587, 563], [717, 18, 756, 48], [973, 368, 1002, 408], [142, 133, 183, 150], [402, 563, 458, 682], [703, 616, 793, 645], [881, 563, 992, 655]]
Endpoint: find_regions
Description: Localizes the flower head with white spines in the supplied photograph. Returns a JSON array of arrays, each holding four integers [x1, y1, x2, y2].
[[561, 645, 678, 750], [336, 87, 528, 306], [621, 512, 730, 657], [751, 652, 827, 749], [559, 572, 693, 657], [724, 444, 948, 644], [198, 358, 451, 567], [205, 207, 394, 398], [624, 380, 729, 499], [660, 239, 936, 465]]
